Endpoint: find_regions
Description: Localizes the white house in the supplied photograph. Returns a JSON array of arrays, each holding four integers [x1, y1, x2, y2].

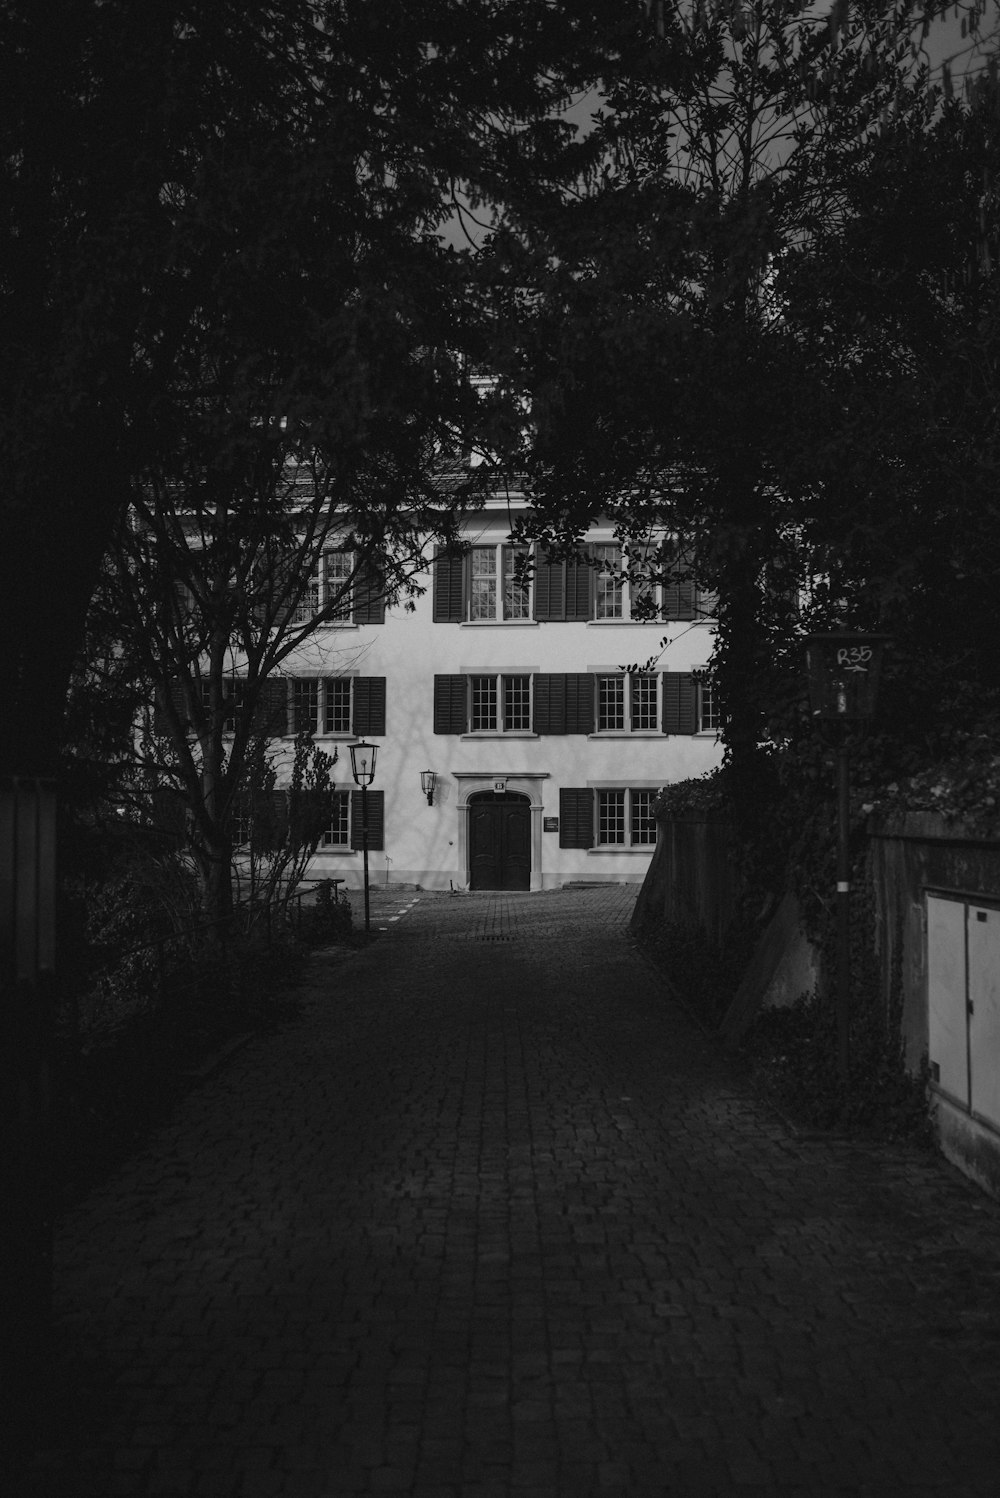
[[269, 486, 723, 892]]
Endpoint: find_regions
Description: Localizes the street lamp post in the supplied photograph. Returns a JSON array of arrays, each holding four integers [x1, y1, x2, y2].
[[349, 740, 378, 935], [804, 633, 889, 1079]]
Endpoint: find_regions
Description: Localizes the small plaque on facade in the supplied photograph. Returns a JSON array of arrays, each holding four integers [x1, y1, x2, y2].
[[493, 778, 507, 795], [543, 817, 559, 832]]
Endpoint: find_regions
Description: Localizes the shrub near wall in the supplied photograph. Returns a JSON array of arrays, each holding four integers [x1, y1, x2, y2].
[[632, 771, 763, 1025]]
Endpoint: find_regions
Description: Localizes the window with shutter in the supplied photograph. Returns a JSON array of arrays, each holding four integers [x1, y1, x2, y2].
[[532, 673, 565, 733], [254, 678, 290, 738], [351, 789, 384, 850], [594, 788, 658, 846], [662, 577, 697, 621], [661, 673, 697, 734], [433, 548, 466, 622], [532, 674, 594, 734], [565, 551, 594, 620], [353, 561, 386, 624], [533, 547, 592, 620], [353, 676, 386, 736], [533, 548, 565, 620], [322, 550, 354, 620], [559, 788, 595, 848], [320, 792, 351, 848], [434, 675, 468, 733], [566, 674, 596, 733]]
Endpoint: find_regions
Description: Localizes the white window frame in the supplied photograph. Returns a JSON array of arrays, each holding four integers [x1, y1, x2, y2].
[[591, 542, 667, 623], [200, 677, 247, 734], [287, 676, 357, 737], [292, 549, 357, 626], [466, 542, 531, 623], [595, 672, 659, 734], [595, 787, 658, 848], [319, 791, 352, 849], [697, 680, 721, 734], [468, 672, 532, 733]]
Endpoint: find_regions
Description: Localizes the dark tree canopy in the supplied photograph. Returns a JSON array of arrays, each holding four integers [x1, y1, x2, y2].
[[0, 0, 629, 777]]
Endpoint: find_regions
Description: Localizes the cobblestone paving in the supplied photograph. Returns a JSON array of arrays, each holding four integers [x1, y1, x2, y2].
[[26, 884, 1000, 1497]]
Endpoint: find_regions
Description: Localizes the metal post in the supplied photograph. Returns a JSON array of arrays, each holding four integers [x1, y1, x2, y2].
[[362, 781, 370, 934], [836, 738, 851, 1080]]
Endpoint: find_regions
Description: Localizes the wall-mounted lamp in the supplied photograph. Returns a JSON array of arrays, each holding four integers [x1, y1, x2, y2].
[[420, 769, 436, 806]]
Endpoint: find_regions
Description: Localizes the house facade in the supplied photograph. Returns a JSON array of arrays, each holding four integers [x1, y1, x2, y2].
[[272, 493, 723, 891]]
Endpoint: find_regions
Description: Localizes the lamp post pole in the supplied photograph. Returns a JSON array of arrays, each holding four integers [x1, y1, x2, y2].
[[349, 740, 378, 939], [361, 779, 370, 935]]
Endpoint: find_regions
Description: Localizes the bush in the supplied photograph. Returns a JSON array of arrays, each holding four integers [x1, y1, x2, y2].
[[740, 989, 934, 1143], [301, 879, 353, 945]]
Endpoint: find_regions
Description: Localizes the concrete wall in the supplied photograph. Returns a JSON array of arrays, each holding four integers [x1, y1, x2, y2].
[[632, 815, 740, 948]]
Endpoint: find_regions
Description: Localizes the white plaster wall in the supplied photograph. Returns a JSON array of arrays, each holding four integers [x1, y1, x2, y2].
[[275, 507, 723, 890]]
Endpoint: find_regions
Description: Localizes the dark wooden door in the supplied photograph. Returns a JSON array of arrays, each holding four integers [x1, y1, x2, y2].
[[469, 793, 531, 890]]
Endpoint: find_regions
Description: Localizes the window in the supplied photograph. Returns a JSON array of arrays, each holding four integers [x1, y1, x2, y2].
[[291, 677, 320, 734], [596, 673, 658, 733], [443, 674, 532, 733], [317, 789, 385, 851], [630, 789, 657, 845], [469, 547, 497, 620], [286, 676, 386, 737], [559, 787, 660, 849], [433, 543, 532, 622], [470, 674, 497, 728], [200, 678, 247, 733], [468, 544, 531, 621], [594, 544, 623, 620], [325, 678, 352, 734], [598, 789, 626, 844], [598, 789, 658, 847], [698, 679, 721, 734], [504, 547, 531, 620], [320, 792, 351, 848], [278, 549, 385, 626], [503, 674, 531, 731], [598, 676, 624, 731], [323, 550, 354, 620], [232, 799, 254, 848]]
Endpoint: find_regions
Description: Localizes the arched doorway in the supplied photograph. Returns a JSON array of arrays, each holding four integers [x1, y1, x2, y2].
[[468, 792, 531, 891]]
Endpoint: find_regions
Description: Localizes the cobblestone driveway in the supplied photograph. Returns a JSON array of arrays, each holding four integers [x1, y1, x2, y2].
[[26, 885, 1000, 1496]]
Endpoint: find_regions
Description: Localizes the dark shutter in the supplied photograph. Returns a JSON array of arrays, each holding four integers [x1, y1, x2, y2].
[[269, 551, 300, 625], [533, 673, 566, 733], [662, 672, 697, 733], [271, 789, 289, 845], [354, 561, 386, 624], [533, 547, 565, 620], [433, 675, 468, 734], [565, 550, 594, 620], [351, 788, 384, 850], [662, 577, 697, 621], [532, 674, 593, 733], [253, 678, 290, 738], [433, 547, 465, 622], [153, 680, 190, 735], [289, 679, 315, 735], [559, 788, 594, 848], [353, 676, 386, 736], [565, 674, 596, 734], [662, 539, 697, 620]]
